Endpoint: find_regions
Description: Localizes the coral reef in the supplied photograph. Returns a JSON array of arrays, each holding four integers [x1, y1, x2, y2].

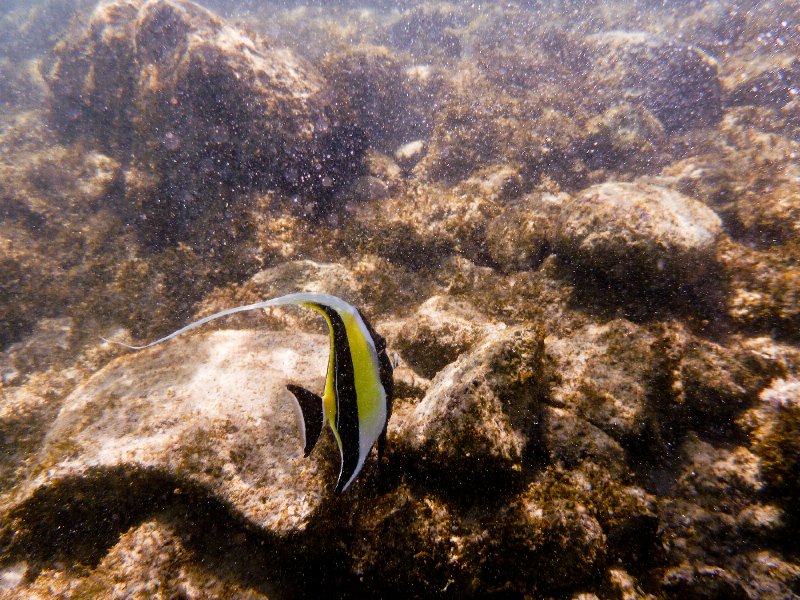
[[1, 0, 799, 598]]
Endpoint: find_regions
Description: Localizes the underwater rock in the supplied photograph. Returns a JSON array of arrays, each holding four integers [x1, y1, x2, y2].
[[1, 330, 337, 544], [0, 0, 94, 64], [394, 139, 427, 171], [585, 31, 722, 132], [348, 462, 655, 597], [497, 465, 657, 594], [58, 520, 271, 599], [385, 295, 493, 379], [321, 45, 421, 154], [553, 182, 723, 288], [673, 1, 747, 53], [45, 0, 140, 153], [0, 386, 55, 489], [392, 326, 545, 479], [720, 240, 800, 336], [741, 179, 800, 247], [347, 484, 481, 595], [0, 57, 47, 109], [485, 191, 566, 272], [657, 434, 794, 592], [583, 103, 667, 172], [739, 378, 800, 506], [466, 6, 589, 96], [674, 436, 764, 513], [652, 108, 800, 248], [661, 563, 749, 600], [0, 111, 126, 348], [346, 172, 514, 268], [737, 551, 800, 600], [387, 3, 468, 60], [657, 324, 784, 430], [728, 57, 800, 110], [48, 0, 362, 243], [501, 488, 608, 593], [541, 406, 627, 477], [247, 260, 367, 310], [417, 71, 587, 185], [546, 319, 656, 444]]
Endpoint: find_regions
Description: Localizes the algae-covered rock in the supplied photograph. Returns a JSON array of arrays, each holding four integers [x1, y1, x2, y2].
[[672, 332, 781, 423], [546, 319, 656, 444], [553, 181, 723, 288], [417, 72, 587, 185], [585, 31, 722, 132], [392, 326, 545, 479], [387, 3, 468, 60], [68, 520, 271, 599], [728, 57, 800, 110], [346, 172, 513, 268], [541, 406, 627, 477], [739, 378, 800, 506], [661, 563, 750, 600], [385, 295, 493, 379], [321, 45, 420, 154], [485, 190, 566, 272], [719, 239, 800, 337], [1, 329, 337, 547], [48, 0, 363, 242], [347, 484, 479, 595], [347, 462, 656, 597], [583, 103, 667, 172], [495, 465, 657, 594]]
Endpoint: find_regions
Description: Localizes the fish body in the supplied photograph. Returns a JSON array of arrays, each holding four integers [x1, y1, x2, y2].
[[103, 292, 393, 493]]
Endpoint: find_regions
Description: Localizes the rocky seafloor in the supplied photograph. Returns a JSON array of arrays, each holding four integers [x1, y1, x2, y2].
[[1, 0, 799, 598]]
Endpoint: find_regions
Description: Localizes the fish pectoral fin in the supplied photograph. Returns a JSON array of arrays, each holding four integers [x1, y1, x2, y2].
[[286, 384, 324, 457]]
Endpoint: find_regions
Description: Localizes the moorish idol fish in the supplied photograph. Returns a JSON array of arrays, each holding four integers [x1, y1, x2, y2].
[[102, 292, 394, 494]]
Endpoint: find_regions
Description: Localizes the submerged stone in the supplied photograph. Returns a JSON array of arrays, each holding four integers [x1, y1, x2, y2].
[[391, 326, 545, 479], [47, 0, 363, 243], [1, 330, 336, 542], [585, 31, 722, 132], [546, 319, 656, 444], [553, 182, 723, 288]]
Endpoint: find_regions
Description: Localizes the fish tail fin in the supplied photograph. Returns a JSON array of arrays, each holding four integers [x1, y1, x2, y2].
[[286, 384, 324, 457]]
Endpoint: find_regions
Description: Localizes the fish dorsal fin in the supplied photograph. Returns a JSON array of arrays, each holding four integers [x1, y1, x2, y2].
[[286, 384, 324, 457]]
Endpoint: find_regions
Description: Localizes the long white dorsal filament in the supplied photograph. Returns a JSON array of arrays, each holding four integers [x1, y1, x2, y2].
[[101, 292, 356, 350]]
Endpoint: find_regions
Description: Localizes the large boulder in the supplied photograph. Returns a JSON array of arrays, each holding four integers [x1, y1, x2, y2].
[[47, 0, 364, 242], [391, 326, 546, 479], [553, 182, 723, 288], [1, 329, 338, 549], [585, 31, 722, 132], [546, 319, 656, 444]]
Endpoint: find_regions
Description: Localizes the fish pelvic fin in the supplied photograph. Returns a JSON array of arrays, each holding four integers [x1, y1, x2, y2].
[[286, 384, 324, 457]]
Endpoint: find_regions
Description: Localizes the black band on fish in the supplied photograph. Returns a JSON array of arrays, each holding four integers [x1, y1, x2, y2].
[[314, 304, 361, 495]]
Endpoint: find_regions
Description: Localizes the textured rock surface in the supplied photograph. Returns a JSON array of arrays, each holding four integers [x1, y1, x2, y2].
[[48, 0, 362, 242], [740, 378, 800, 505], [584, 31, 722, 132], [546, 320, 656, 444], [385, 295, 493, 379], [553, 182, 723, 287], [392, 326, 545, 478], [2, 330, 335, 541]]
